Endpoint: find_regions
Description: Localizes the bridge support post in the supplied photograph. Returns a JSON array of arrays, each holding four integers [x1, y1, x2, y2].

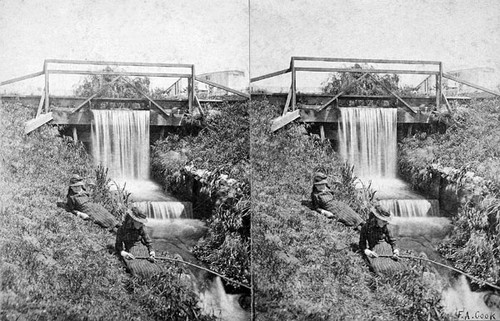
[[436, 62, 442, 109], [291, 58, 296, 110], [44, 61, 50, 113], [189, 65, 195, 114], [72, 127, 78, 142]]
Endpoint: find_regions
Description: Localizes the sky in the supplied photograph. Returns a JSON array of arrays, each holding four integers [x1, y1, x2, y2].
[[250, 0, 500, 92], [1, 0, 499, 95], [0, 0, 249, 94]]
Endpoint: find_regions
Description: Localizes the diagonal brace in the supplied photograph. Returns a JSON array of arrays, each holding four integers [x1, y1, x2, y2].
[[317, 72, 370, 111], [367, 73, 417, 114], [120, 77, 172, 119], [72, 76, 122, 113]]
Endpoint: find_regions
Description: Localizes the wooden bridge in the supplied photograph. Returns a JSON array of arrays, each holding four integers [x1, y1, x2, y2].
[[250, 56, 500, 134], [0, 59, 249, 135]]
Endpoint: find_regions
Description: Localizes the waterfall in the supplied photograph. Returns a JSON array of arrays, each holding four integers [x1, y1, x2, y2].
[[379, 199, 440, 217], [338, 107, 397, 179], [91, 110, 150, 180], [90, 109, 188, 219], [134, 201, 193, 219], [338, 107, 438, 218]]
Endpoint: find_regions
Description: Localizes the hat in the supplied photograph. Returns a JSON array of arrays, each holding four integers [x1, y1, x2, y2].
[[314, 179, 329, 185], [371, 205, 393, 222], [70, 181, 85, 187], [313, 172, 327, 182], [128, 206, 148, 224], [69, 174, 84, 185]]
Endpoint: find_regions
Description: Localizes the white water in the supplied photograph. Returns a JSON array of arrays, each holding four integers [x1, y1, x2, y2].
[[379, 199, 440, 217], [339, 107, 437, 218], [91, 109, 247, 320], [91, 110, 150, 180], [339, 107, 398, 178], [134, 200, 193, 219], [442, 276, 500, 319]]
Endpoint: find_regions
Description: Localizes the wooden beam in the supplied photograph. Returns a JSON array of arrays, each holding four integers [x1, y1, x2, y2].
[[317, 73, 370, 111], [48, 70, 191, 78], [44, 62, 49, 113], [414, 75, 432, 91], [165, 78, 182, 94], [443, 73, 500, 97], [189, 66, 195, 113], [295, 67, 438, 75], [442, 93, 452, 113], [367, 74, 417, 114], [291, 61, 296, 110], [119, 77, 172, 119], [282, 85, 293, 116], [36, 89, 45, 118], [45, 59, 193, 69], [72, 127, 78, 142], [24, 112, 53, 134], [436, 62, 443, 109], [72, 76, 122, 113], [194, 95, 205, 116], [0, 71, 44, 86], [270, 110, 300, 132], [291, 56, 441, 65], [250, 68, 290, 82], [194, 77, 250, 99]]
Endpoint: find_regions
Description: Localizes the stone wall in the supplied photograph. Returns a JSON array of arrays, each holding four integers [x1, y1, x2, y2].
[[400, 163, 494, 216]]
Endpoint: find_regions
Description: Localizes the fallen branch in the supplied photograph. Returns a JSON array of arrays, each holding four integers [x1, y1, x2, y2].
[[378, 254, 500, 291], [135, 256, 251, 290]]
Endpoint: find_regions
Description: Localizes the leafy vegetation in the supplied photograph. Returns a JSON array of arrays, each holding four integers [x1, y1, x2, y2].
[[399, 98, 500, 288], [0, 101, 215, 320], [321, 64, 421, 106], [151, 101, 250, 291], [250, 99, 448, 320]]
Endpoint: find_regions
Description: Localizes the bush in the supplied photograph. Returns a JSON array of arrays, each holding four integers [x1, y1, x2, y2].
[[151, 101, 251, 292], [399, 98, 500, 288]]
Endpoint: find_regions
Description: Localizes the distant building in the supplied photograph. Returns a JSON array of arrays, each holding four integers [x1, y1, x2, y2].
[[444, 67, 497, 95], [197, 70, 247, 96], [416, 67, 498, 96]]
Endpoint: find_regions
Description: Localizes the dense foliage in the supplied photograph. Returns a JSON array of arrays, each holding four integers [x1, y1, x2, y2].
[[399, 98, 500, 288], [250, 99, 447, 320], [321, 64, 419, 105], [0, 101, 214, 320], [151, 101, 251, 291]]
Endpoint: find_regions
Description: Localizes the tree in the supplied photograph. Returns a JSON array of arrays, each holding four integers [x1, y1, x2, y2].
[[73, 66, 151, 109]]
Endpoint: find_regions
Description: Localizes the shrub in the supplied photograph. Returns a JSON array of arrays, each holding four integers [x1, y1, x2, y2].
[[151, 101, 251, 292], [399, 98, 500, 288]]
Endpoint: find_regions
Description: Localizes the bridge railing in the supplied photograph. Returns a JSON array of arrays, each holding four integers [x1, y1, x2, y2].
[[1, 59, 249, 119]]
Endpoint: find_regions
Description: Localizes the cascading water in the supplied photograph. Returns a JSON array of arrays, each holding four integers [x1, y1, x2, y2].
[[338, 107, 436, 218], [339, 107, 397, 179], [91, 110, 150, 180], [90, 109, 248, 320]]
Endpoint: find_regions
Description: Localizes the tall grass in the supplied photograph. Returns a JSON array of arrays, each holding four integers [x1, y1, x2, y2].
[[0, 101, 213, 320]]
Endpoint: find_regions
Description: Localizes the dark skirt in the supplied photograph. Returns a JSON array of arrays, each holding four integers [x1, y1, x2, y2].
[[323, 200, 364, 227], [80, 202, 119, 229], [367, 242, 405, 275], [125, 246, 164, 277]]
